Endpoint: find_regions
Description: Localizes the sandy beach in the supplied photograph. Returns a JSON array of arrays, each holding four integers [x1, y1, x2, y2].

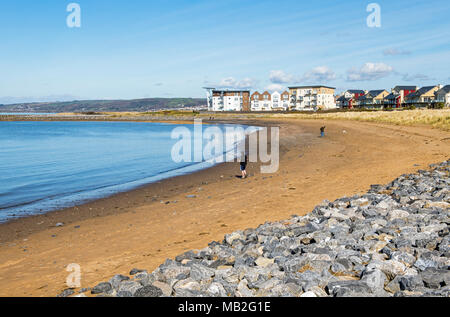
[[0, 117, 449, 297]]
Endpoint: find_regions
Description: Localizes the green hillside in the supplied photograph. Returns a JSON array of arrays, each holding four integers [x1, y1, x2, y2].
[[0, 98, 206, 113]]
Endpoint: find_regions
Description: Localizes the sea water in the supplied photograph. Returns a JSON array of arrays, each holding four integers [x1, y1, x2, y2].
[[0, 121, 251, 222]]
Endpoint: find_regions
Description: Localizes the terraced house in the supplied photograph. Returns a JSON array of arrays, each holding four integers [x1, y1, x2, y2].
[[271, 91, 290, 111], [250, 91, 271, 111], [289, 86, 336, 111], [250, 91, 290, 111], [405, 85, 442, 105], [357, 90, 389, 107], [434, 85, 450, 106], [384, 86, 418, 108], [336, 90, 366, 109]]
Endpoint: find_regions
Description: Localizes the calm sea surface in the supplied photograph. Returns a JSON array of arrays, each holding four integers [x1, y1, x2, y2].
[[0, 121, 251, 222]]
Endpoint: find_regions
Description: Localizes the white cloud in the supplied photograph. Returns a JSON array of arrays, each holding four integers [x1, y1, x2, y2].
[[269, 70, 294, 84], [301, 66, 336, 82], [218, 77, 256, 89], [347, 62, 394, 81], [402, 73, 433, 81], [383, 48, 412, 56], [269, 67, 336, 86], [265, 84, 285, 92], [219, 77, 238, 87]]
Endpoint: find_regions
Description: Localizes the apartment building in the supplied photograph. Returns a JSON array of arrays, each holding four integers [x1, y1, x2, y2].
[[204, 88, 250, 111], [289, 86, 336, 110]]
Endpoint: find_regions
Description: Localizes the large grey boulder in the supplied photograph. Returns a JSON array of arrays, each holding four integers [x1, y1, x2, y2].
[[134, 285, 163, 297], [91, 282, 113, 295], [326, 281, 372, 297]]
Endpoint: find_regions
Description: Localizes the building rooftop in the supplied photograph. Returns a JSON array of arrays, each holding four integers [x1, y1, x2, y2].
[[212, 89, 250, 93], [337, 95, 350, 102], [394, 86, 417, 91], [436, 85, 450, 94], [288, 85, 336, 90], [407, 86, 438, 98], [347, 90, 365, 94], [385, 92, 399, 100], [357, 90, 386, 100], [367, 90, 387, 97]]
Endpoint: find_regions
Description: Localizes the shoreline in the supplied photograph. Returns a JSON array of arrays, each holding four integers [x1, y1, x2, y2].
[[0, 118, 449, 296], [0, 118, 269, 239], [0, 119, 263, 227]]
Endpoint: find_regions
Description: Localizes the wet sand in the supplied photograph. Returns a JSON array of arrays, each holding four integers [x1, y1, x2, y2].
[[0, 118, 449, 297]]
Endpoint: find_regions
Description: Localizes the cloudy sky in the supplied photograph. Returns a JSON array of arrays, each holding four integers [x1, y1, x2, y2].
[[0, 0, 449, 103]]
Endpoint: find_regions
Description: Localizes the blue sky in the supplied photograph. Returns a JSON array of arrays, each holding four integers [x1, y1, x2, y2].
[[0, 0, 449, 103]]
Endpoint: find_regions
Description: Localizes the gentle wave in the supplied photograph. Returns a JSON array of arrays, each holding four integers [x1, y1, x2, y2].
[[0, 121, 258, 223]]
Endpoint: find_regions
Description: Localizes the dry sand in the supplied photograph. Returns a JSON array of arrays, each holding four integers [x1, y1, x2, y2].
[[0, 118, 449, 297]]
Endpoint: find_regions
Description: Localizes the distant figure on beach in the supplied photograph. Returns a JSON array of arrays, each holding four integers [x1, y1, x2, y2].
[[240, 154, 248, 179], [320, 126, 326, 137]]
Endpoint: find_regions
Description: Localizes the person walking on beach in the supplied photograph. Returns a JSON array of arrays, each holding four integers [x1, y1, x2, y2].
[[240, 154, 249, 179], [320, 126, 326, 138]]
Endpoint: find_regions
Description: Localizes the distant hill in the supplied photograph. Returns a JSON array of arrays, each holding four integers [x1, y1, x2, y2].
[[0, 98, 206, 113]]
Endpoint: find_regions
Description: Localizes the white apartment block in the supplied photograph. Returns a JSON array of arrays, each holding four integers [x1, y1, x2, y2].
[[204, 88, 250, 112], [271, 91, 290, 110], [289, 86, 336, 110]]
